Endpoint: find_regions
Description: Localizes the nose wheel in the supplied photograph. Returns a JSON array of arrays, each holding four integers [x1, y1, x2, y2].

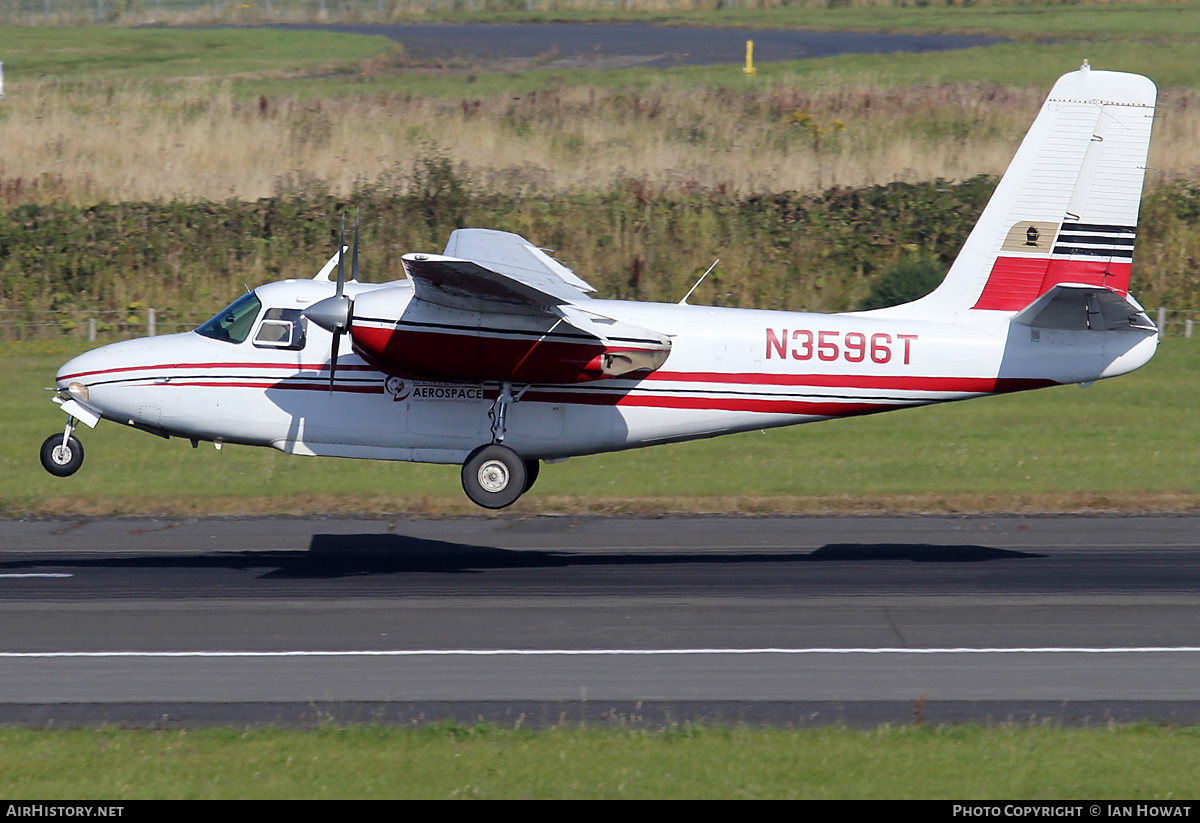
[[40, 433, 85, 477], [462, 444, 529, 509]]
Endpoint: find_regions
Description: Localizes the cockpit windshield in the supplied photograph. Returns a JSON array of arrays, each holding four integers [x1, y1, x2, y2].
[[195, 292, 263, 344]]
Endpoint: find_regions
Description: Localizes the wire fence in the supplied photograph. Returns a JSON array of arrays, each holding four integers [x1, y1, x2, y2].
[[5, 305, 1200, 343], [0, 308, 201, 342]]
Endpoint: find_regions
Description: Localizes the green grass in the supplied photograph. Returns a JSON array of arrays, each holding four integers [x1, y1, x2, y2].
[[429, 3, 1200, 41], [0, 26, 398, 83], [5, 337, 1198, 516], [16, 1, 1200, 42], [0, 723, 1198, 799], [224, 39, 1200, 101], [6, 21, 1200, 100]]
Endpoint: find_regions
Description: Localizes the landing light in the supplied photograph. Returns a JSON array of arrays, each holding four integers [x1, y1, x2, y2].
[[67, 382, 89, 402]]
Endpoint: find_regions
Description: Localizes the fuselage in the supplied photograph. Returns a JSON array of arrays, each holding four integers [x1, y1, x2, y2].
[[54, 276, 1157, 465]]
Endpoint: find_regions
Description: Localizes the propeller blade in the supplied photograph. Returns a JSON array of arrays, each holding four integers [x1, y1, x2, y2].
[[329, 328, 341, 393], [351, 209, 360, 283], [335, 213, 346, 299], [317, 212, 350, 393]]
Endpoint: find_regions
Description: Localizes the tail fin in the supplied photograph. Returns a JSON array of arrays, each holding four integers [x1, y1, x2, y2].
[[878, 64, 1157, 323]]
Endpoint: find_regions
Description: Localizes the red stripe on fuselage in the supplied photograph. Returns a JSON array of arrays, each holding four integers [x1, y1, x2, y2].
[[646, 372, 1054, 393], [165, 380, 383, 394], [58, 360, 376, 382], [65, 359, 1056, 414], [521, 388, 891, 416]]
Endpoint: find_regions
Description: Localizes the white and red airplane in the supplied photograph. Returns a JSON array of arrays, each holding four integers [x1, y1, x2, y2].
[[43, 65, 1158, 509]]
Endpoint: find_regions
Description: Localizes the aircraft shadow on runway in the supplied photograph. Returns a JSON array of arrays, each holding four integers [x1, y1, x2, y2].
[[287, 536, 1045, 577], [0, 536, 1044, 579]]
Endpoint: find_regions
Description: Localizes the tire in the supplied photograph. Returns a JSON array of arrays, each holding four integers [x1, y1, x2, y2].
[[523, 459, 541, 493], [40, 434, 84, 478], [461, 444, 527, 510]]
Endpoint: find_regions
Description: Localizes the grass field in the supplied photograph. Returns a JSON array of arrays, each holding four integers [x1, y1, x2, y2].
[[428, 2, 1200, 42], [3, 33, 1200, 204], [1, 723, 1199, 799], [6, 0, 1200, 42], [5, 337, 1198, 516]]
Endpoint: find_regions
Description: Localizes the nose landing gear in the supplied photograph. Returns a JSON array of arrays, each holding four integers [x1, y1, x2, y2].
[[40, 431, 85, 477]]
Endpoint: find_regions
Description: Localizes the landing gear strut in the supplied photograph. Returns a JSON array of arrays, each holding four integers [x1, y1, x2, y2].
[[40, 419, 85, 478], [465, 382, 539, 509]]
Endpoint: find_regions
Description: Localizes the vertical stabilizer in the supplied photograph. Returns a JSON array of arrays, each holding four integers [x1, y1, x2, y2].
[[875, 65, 1156, 323]]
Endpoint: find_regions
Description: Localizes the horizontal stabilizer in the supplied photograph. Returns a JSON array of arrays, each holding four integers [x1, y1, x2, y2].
[[1011, 284, 1155, 332]]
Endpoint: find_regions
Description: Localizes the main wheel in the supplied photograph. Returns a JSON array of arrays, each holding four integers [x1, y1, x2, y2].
[[523, 458, 540, 493], [462, 444, 527, 510], [40, 434, 84, 477]]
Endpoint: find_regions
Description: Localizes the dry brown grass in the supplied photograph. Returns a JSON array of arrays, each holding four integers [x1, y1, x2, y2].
[[25, 490, 1200, 517], [4, 80, 1199, 205]]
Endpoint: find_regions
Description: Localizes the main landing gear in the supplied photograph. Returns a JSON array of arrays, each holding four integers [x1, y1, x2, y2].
[[460, 381, 540, 509], [462, 444, 538, 509]]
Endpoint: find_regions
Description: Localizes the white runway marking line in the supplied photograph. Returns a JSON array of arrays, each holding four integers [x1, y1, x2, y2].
[[2, 647, 1200, 658], [0, 574, 72, 579]]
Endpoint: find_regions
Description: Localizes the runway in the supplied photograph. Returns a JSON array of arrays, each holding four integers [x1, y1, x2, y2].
[[1, 515, 1199, 726]]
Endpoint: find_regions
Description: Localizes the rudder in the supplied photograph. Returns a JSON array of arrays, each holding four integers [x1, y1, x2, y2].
[[876, 64, 1157, 323]]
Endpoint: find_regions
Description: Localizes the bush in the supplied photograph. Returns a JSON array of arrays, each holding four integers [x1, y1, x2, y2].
[[855, 258, 947, 311]]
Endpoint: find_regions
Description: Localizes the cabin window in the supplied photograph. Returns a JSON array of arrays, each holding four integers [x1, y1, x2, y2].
[[195, 292, 263, 344], [253, 308, 307, 351]]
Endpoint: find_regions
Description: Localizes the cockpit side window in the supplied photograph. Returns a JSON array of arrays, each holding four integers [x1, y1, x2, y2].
[[253, 308, 307, 351], [195, 293, 263, 344]]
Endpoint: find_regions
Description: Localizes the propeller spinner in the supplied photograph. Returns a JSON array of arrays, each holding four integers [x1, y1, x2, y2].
[[303, 211, 360, 391]]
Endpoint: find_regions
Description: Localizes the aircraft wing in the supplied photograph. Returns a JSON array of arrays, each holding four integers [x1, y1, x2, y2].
[[443, 228, 596, 295], [401, 252, 587, 315], [399, 231, 671, 373], [401, 229, 600, 314], [401, 251, 670, 343]]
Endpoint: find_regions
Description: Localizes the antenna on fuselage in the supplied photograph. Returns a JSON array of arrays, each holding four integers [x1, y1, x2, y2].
[[679, 259, 719, 305]]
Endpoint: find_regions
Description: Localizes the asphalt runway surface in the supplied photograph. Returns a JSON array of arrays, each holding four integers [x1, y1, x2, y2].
[[271, 23, 1004, 69], [1, 514, 1199, 727]]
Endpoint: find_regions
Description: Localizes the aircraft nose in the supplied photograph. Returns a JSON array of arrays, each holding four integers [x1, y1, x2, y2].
[[56, 337, 172, 392], [56, 347, 108, 390]]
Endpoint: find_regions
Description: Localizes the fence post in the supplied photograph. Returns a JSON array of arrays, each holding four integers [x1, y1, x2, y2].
[[88, 318, 96, 342], [1157, 307, 1167, 333], [1187, 319, 1194, 339], [147, 308, 156, 337]]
